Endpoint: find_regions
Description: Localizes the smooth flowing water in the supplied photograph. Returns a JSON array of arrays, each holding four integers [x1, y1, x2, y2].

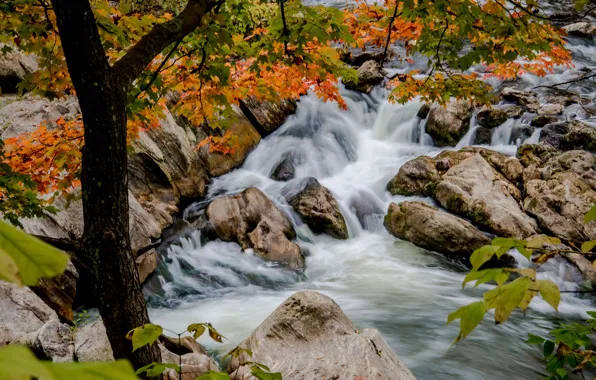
[[147, 14, 596, 379]]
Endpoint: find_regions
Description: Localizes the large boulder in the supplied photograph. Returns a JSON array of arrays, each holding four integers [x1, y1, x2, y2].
[[287, 178, 349, 240], [206, 188, 304, 269], [343, 60, 386, 93], [30, 261, 78, 322], [228, 291, 415, 380], [384, 201, 490, 257], [0, 45, 37, 94], [540, 121, 596, 153], [0, 281, 58, 346], [524, 171, 596, 243], [239, 96, 297, 137], [434, 154, 539, 238], [426, 100, 473, 147], [35, 320, 75, 362], [387, 155, 440, 196], [538, 150, 596, 190], [159, 338, 220, 380]]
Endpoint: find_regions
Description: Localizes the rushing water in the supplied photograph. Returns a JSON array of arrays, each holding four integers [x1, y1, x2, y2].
[[147, 12, 596, 379]]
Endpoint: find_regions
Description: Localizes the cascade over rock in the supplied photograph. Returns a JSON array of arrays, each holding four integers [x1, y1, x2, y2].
[[384, 201, 490, 258], [426, 100, 473, 147], [287, 178, 349, 239], [206, 187, 304, 269], [228, 291, 416, 380]]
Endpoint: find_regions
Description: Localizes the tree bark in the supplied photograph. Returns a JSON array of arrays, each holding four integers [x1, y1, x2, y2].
[[50, 0, 161, 371]]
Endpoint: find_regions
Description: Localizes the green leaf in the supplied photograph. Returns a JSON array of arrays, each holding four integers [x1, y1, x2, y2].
[[581, 240, 596, 253], [585, 204, 596, 223], [0, 244, 21, 285], [195, 371, 231, 380], [527, 333, 546, 345], [0, 221, 69, 286], [250, 366, 282, 380], [188, 323, 206, 340], [469, 245, 498, 270], [207, 323, 225, 343], [544, 340, 555, 358], [126, 323, 163, 352], [537, 280, 560, 311], [484, 277, 532, 324], [0, 345, 138, 380], [462, 269, 509, 288], [447, 301, 487, 343], [526, 235, 561, 249]]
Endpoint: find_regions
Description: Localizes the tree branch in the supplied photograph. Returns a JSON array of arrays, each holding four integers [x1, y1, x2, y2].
[[381, 5, 401, 64], [113, 0, 217, 88]]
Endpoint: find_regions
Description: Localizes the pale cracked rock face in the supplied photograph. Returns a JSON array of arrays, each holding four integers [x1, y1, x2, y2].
[[434, 154, 539, 239], [524, 171, 596, 243], [384, 201, 490, 257], [228, 291, 416, 380]]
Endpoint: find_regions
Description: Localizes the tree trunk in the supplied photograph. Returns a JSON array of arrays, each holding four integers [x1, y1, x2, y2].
[[50, 0, 161, 371]]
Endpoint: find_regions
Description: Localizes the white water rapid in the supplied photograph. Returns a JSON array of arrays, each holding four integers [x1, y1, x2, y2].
[[147, 9, 596, 379]]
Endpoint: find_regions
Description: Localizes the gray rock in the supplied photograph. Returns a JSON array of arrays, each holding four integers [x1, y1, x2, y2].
[[384, 201, 490, 257], [538, 104, 563, 116], [206, 187, 303, 268], [524, 171, 596, 243], [387, 155, 440, 197], [36, 320, 75, 362], [343, 60, 387, 93], [501, 87, 540, 113], [426, 100, 473, 147], [239, 96, 297, 137], [270, 153, 296, 181], [477, 108, 508, 129], [417, 104, 430, 119], [74, 320, 114, 362], [540, 121, 596, 152], [0, 281, 58, 346], [160, 343, 220, 380], [563, 22, 596, 37], [473, 127, 492, 145], [288, 178, 349, 240], [228, 291, 415, 380], [434, 154, 539, 238], [0, 44, 37, 93], [510, 125, 534, 145], [531, 115, 559, 128]]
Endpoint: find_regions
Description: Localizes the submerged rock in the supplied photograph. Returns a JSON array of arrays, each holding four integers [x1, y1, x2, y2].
[[206, 187, 304, 269], [474, 127, 492, 145], [434, 155, 539, 238], [387, 155, 440, 197], [228, 291, 415, 380], [343, 60, 386, 93], [426, 100, 473, 147], [384, 201, 490, 257], [270, 153, 296, 181], [288, 178, 349, 239]]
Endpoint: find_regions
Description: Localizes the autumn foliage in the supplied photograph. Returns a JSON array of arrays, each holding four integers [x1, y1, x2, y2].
[[0, 0, 576, 221]]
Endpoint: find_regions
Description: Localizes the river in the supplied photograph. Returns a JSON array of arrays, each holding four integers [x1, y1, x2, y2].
[[147, 7, 596, 379]]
